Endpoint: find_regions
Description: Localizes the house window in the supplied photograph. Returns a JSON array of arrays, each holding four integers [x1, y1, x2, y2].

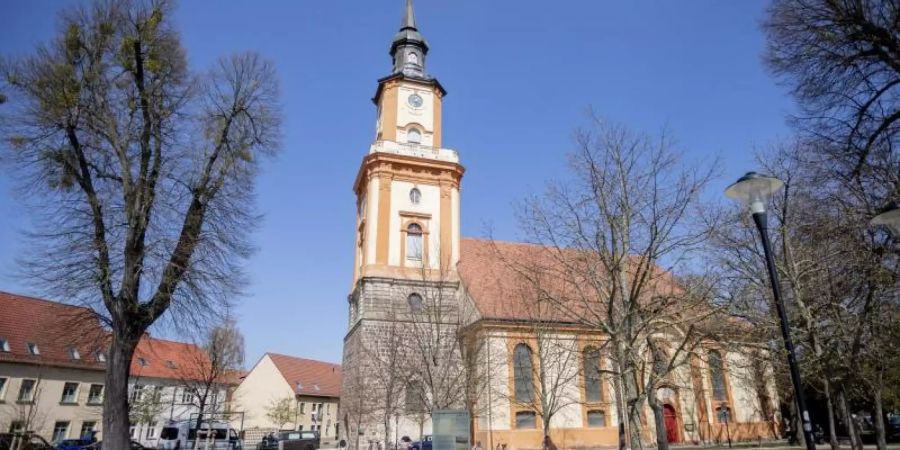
[[513, 344, 535, 403], [0, 339, 9, 352], [405, 380, 426, 413], [406, 223, 423, 261], [708, 350, 727, 401], [96, 351, 106, 363], [587, 410, 607, 428], [61, 382, 79, 404], [0, 377, 7, 401], [52, 421, 70, 442], [716, 405, 731, 424], [9, 421, 24, 433], [79, 421, 96, 438], [131, 384, 144, 402], [130, 426, 137, 439], [299, 402, 305, 413], [407, 128, 422, 144], [147, 425, 157, 439], [408, 293, 424, 313], [165, 360, 177, 369], [514, 411, 536, 429], [18, 379, 36, 402], [69, 348, 81, 360], [27, 343, 39, 355], [137, 357, 148, 367], [298, 425, 304, 431], [87, 384, 104, 404], [181, 389, 194, 404], [583, 346, 603, 402]]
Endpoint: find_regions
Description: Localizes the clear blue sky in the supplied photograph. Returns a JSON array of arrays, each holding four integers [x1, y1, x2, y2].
[[0, 1, 794, 366]]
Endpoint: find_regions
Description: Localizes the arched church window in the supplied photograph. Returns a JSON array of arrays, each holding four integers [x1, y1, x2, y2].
[[406, 223, 423, 261], [409, 187, 421, 205], [405, 380, 426, 413], [583, 346, 603, 402], [408, 51, 419, 65], [708, 350, 727, 401], [407, 128, 422, 144], [408, 293, 423, 313], [513, 343, 535, 403]]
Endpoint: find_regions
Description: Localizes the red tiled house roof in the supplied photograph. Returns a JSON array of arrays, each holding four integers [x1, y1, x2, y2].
[[267, 353, 342, 398], [0, 291, 221, 382]]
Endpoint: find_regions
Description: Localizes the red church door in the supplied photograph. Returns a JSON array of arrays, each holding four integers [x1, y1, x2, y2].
[[664, 404, 680, 443]]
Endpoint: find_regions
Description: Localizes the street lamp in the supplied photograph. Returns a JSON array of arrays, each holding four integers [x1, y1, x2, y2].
[[870, 202, 900, 236], [725, 172, 816, 450]]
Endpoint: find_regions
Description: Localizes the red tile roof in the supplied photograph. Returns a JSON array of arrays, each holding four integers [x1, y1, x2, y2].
[[0, 291, 224, 382], [458, 238, 682, 323], [267, 353, 342, 398]]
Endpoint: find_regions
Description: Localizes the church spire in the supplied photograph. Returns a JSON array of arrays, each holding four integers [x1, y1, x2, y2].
[[390, 0, 429, 77]]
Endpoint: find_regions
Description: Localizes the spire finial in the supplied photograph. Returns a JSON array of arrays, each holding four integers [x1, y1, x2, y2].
[[401, 0, 417, 30]]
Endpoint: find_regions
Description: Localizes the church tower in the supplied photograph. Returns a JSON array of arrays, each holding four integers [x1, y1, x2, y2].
[[342, 1, 465, 447]]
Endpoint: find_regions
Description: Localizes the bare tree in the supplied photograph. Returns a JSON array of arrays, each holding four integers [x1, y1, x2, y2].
[[501, 115, 717, 450], [265, 397, 296, 431], [764, 0, 900, 182], [0, 0, 281, 447], [1, 372, 47, 450], [178, 319, 245, 429]]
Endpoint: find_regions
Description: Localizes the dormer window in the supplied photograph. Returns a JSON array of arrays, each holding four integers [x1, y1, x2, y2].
[[137, 357, 148, 367], [69, 348, 81, 360], [0, 339, 9, 352], [96, 351, 107, 363], [166, 360, 177, 369], [407, 128, 422, 144], [27, 343, 39, 355]]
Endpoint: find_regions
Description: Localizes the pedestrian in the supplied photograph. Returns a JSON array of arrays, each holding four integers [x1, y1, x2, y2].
[[340, 439, 348, 450], [542, 436, 558, 450]]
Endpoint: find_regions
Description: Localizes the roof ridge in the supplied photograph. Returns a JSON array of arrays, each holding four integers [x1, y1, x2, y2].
[[266, 352, 341, 366], [0, 291, 95, 311]]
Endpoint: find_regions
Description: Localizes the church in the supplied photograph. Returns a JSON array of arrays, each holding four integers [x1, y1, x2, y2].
[[340, 2, 779, 450]]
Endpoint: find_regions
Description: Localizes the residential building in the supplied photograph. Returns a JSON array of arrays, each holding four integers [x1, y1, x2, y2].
[[340, 2, 780, 450], [232, 353, 341, 446], [0, 292, 233, 446]]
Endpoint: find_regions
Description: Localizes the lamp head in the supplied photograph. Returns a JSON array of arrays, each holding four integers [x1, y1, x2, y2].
[[724, 172, 784, 214], [870, 201, 900, 236]]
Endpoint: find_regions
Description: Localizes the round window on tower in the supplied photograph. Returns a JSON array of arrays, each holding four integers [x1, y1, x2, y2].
[[409, 187, 421, 205]]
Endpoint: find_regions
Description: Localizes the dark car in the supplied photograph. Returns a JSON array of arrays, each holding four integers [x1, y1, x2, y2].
[[83, 440, 147, 450], [888, 416, 900, 442], [0, 433, 54, 450], [410, 436, 432, 450], [55, 438, 97, 450], [256, 431, 319, 450]]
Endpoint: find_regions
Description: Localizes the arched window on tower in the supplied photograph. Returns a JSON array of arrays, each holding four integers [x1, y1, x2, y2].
[[406, 223, 423, 261], [708, 350, 727, 401], [408, 51, 419, 66], [583, 346, 603, 402], [513, 344, 535, 403], [407, 128, 422, 144], [405, 380, 426, 413]]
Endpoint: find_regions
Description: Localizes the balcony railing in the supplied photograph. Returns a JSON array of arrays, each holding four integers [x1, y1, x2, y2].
[[369, 140, 459, 163]]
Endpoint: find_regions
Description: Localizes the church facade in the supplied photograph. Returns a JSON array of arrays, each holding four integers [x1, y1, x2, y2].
[[340, 3, 780, 450]]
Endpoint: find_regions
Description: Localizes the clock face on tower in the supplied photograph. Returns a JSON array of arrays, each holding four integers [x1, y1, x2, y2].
[[407, 93, 424, 108]]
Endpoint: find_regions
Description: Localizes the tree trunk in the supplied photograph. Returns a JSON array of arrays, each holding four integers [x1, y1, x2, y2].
[[103, 332, 139, 450], [384, 413, 392, 450], [873, 370, 887, 450], [612, 343, 631, 450], [838, 388, 862, 450], [823, 380, 839, 450], [623, 370, 644, 450], [648, 392, 669, 450]]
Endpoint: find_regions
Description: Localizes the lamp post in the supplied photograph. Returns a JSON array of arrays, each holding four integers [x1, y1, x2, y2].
[[725, 172, 816, 450]]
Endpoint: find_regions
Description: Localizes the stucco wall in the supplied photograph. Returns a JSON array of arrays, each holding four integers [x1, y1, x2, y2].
[[232, 354, 296, 430]]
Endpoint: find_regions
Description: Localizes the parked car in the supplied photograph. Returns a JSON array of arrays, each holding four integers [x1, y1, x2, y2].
[[410, 436, 431, 450], [157, 421, 242, 450], [888, 415, 900, 442], [83, 440, 148, 449], [0, 433, 54, 450], [55, 437, 97, 450], [256, 431, 319, 450]]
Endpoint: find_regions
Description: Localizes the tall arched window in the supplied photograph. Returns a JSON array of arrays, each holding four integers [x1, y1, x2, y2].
[[407, 293, 424, 313], [583, 346, 603, 402], [708, 350, 727, 401], [405, 380, 425, 413], [652, 345, 669, 378], [406, 223, 423, 261], [513, 344, 534, 403]]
